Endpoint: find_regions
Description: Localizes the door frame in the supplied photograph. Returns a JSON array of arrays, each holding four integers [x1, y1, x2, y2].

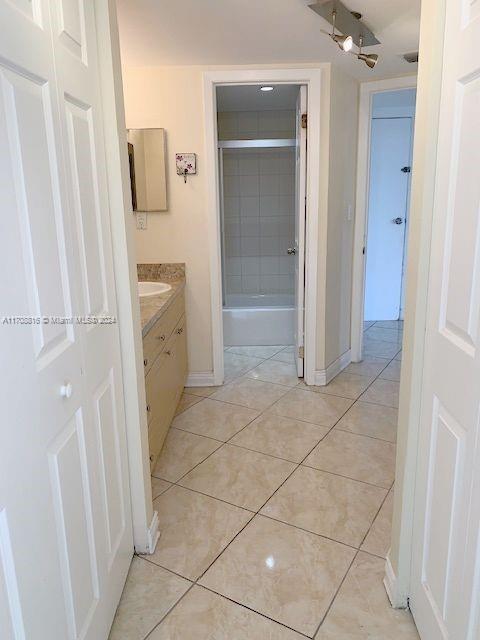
[[203, 68, 323, 386], [350, 75, 417, 362], [95, 0, 158, 554]]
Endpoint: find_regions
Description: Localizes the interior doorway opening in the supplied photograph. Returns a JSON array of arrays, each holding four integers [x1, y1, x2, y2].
[[364, 89, 416, 329], [215, 83, 307, 382]]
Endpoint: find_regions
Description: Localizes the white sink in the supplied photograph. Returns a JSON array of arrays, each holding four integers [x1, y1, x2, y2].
[[138, 281, 172, 298]]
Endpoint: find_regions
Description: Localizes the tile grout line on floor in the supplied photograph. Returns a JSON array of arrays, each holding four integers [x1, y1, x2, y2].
[[132, 321, 403, 638]]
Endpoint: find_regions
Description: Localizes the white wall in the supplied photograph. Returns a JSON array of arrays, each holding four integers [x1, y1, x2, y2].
[[123, 66, 213, 374], [122, 63, 359, 377], [324, 68, 359, 368]]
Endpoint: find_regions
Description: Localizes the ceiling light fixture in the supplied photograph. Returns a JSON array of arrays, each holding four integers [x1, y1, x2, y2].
[[353, 35, 379, 68], [260, 86, 274, 92], [330, 10, 353, 52]]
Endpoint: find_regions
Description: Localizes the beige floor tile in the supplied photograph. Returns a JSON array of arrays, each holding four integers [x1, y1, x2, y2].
[[260, 466, 386, 547], [361, 379, 400, 408], [344, 356, 389, 378], [224, 352, 264, 382], [226, 345, 285, 359], [184, 386, 220, 397], [336, 401, 398, 442], [363, 337, 401, 359], [374, 320, 404, 330], [303, 430, 396, 489], [269, 388, 353, 427], [365, 326, 403, 344], [108, 557, 190, 640], [153, 429, 222, 482], [230, 414, 329, 463], [151, 477, 171, 500], [150, 486, 251, 580], [361, 490, 394, 558], [307, 372, 373, 400], [380, 359, 402, 381], [271, 346, 296, 364], [199, 516, 355, 637], [172, 398, 259, 441], [315, 552, 419, 639], [149, 585, 305, 639], [210, 377, 290, 411], [395, 350, 403, 361], [174, 393, 203, 416], [247, 359, 300, 387], [179, 444, 295, 511]]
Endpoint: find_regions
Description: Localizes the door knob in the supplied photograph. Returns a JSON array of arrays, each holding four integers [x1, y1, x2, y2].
[[287, 247, 297, 255], [60, 382, 73, 399], [393, 217, 404, 225]]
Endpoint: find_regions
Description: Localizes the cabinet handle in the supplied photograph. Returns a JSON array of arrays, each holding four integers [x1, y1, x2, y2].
[[156, 334, 166, 341], [143, 358, 148, 366], [146, 404, 151, 412], [176, 327, 184, 335]]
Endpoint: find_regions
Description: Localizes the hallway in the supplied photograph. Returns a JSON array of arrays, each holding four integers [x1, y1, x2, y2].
[[110, 321, 419, 639]]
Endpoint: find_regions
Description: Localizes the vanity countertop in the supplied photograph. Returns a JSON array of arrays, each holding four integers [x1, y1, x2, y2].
[[138, 263, 186, 337]]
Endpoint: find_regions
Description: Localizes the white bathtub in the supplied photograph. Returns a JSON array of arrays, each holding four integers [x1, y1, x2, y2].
[[223, 294, 294, 346]]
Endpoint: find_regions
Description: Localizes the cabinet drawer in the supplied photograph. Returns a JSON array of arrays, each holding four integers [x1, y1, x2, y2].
[[145, 333, 177, 426], [143, 290, 185, 373]]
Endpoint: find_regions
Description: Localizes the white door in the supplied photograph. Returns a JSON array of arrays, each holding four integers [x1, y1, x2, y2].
[[294, 85, 307, 377], [364, 117, 413, 321], [410, 1, 480, 638], [0, 2, 133, 639]]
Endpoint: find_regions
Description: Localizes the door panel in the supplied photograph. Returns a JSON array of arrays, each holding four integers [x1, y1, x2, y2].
[[93, 370, 126, 565], [410, 0, 480, 637], [2, 66, 75, 362], [64, 98, 107, 315], [48, 412, 100, 639], [58, 0, 87, 62], [0, 509, 25, 640], [364, 117, 412, 321]]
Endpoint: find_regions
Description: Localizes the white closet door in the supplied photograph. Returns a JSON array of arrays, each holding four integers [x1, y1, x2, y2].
[[410, 0, 480, 637], [0, 1, 132, 638]]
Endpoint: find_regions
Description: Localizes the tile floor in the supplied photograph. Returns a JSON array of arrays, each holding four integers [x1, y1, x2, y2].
[[110, 320, 419, 639]]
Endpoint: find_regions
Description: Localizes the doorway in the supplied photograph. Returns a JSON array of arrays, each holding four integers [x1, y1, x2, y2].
[[364, 89, 416, 324], [350, 79, 417, 364], [216, 84, 307, 382]]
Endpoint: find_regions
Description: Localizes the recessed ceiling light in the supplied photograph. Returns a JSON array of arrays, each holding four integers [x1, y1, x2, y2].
[[260, 86, 274, 92]]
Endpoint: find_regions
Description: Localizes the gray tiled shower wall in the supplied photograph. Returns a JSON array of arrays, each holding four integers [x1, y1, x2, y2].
[[218, 110, 296, 297]]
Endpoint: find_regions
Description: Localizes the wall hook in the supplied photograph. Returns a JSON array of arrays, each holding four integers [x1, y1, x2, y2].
[[176, 153, 197, 183]]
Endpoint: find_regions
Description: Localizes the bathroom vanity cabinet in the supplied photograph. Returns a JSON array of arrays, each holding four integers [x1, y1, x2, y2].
[[142, 287, 187, 470]]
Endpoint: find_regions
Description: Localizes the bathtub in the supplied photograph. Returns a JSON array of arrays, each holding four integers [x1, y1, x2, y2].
[[223, 293, 294, 346]]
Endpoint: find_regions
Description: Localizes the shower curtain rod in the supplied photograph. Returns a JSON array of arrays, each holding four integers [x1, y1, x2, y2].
[[218, 138, 296, 149]]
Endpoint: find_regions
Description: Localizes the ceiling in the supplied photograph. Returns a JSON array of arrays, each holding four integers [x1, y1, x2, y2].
[[217, 85, 300, 112], [116, 0, 421, 81]]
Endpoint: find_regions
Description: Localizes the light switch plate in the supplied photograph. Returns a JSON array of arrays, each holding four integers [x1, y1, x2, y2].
[[136, 211, 147, 230]]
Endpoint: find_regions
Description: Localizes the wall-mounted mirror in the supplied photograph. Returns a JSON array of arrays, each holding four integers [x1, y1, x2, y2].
[[127, 128, 168, 211]]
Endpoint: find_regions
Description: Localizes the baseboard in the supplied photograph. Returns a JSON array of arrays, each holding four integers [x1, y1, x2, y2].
[[384, 554, 398, 606], [146, 510, 160, 554], [185, 372, 216, 387], [312, 349, 351, 387]]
